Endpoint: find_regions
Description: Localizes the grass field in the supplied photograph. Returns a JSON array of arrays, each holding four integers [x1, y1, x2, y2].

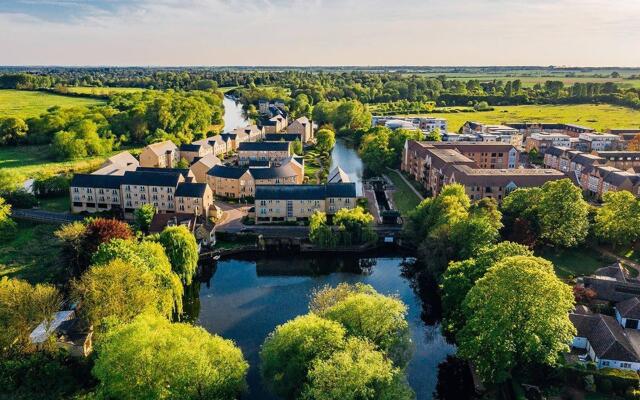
[[0, 221, 65, 284], [65, 86, 147, 96], [386, 170, 421, 215], [536, 246, 615, 280], [0, 145, 143, 179], [0, 89, 105, 119], [401, 104, 640, 132]]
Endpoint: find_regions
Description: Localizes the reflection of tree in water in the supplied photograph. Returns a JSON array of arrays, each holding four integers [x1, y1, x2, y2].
[[434, 355, 476, 400], [179, 260, 217, 323], [400, 258, 443, 327], [255, 255, 375, 276]]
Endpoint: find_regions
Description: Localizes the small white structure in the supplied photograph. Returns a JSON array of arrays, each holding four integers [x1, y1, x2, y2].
[[328, 166, 350, 183]]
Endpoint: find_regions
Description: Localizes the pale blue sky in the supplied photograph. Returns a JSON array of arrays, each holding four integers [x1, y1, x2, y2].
[[1, 0, 639, 66]]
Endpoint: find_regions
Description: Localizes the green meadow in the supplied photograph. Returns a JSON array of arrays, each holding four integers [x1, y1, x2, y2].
[[65, 86, 147, 96], [402, 104, 640, 132], [0, 89, 105, 119]]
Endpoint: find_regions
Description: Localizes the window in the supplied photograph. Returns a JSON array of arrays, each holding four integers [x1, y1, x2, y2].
[[73, 187, 79, 193], [621, 362, 632, 368], [601, 361, 610, 366]]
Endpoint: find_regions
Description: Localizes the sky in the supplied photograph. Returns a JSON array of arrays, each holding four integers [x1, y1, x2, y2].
[[1, 0, 639, 67]]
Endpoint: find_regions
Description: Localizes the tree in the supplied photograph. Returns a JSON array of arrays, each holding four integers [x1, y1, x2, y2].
[[260, 314, 346, 399], [537, 179, 589, 247], [72, 259, 169, 331], [0, 196, 16, 239], [457, 256, 575, 384], [301, 338, 413, 400], [628, 134, 640, 151], [449, 216, 500, 260], [291, 138, 303, 155], [333, 207, 376, 246], [309, 211, 335, 247], [334, 100, 372, 133], [0, 116, 28, 145], [133, 204, 156, 233], [388, 128, 422, 165], [93, 313, 248, 400], [158, 225, 199, 285], [91, 239, 184, 316], [359, 128, 392, 174], [441, 242, 533, 335], [309, 283, 377, 314], [424, 127, 442, 142], [595, 190, 640, 247], [316, 290, 411, 367], [315, 128, 336, 152], [0, 277, 62, 353], [0, 169, 24, 194], [176, 157, 190, 168]]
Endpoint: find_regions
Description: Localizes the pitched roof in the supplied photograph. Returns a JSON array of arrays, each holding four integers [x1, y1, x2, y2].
[[191, 154, 221, 169], [71, 174, 123, 189], [175, 182, 208, 198], [447, 165, 564, 187], [617, 297, 640, 320], [265, 133, 302, 142], [105, 151, 138, 167], [121, 171, 182, 187], [144, 140, 177, 156], [207, 165, 249, 179], [249, 164, 299, 180], [255, 183, 356, 200], [238, 141, 290, 152], [328, 166, 350, 183], [570, 312, 640, 362], [180, 143, 203, 152], [135, 167, 191, 178]]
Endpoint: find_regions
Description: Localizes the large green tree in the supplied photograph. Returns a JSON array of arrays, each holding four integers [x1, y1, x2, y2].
[[457, 256, 575, 384], [133, 204, 156, 234], [440, 242, 533, 335], [0, 116, 28, 145], [0, 196, 16, 239], [158, 225, 199, 285], [93, 313, 248, 400], [260, 314, 346, 399], [537, 179, 589, 247], [316, 290, 411, 367], [302, 338, 413, 400], [359, 127, 392, 175], [594, 190, 640, 247], [315, 128, 336, 152]]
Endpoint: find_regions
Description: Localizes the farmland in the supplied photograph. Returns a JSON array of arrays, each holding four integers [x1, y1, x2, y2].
[[400, 104, 640, 132], [0, 89, 105, 119]]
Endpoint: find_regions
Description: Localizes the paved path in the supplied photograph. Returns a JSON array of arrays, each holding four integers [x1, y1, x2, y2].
[[387, 168, 424, 201], [11, 209, 83, 224]]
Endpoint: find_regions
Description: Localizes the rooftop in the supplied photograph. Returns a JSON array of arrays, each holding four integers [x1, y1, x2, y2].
[[238, 141, 291, 152], [255, 183, 356, 200]]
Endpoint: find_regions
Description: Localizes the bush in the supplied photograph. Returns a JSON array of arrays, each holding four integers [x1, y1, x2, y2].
[[4, 189, 38, 209]]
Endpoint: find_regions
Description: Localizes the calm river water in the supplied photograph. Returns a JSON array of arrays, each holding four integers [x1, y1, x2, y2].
[[330, 138, 364, 195], [223, 96, 250, 131], [191, 254, 456, 400]]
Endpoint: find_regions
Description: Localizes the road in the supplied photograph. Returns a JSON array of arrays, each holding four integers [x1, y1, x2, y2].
[[11, 209, 84, 224]]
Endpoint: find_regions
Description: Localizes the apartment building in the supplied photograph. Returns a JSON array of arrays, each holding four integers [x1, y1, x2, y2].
[[261, 115, 288, 134], [254, 183, 357, 224], [462, 122, 523, 145], [91, 151, 139, 176], [286, 116, 314, 142], [578, 133, 622, 152], [443, 165, 564, 201], [238, 141, 292, 165], [265, 133, 303, 142], [524, 132, 572, 154], [175, 182, 214, 216], [506, 123, 596, 138], [139, 140, 180, 168], [192, 135, 228, 156], [233, 125, 264, 142], [207, 158, 304, 199], [189, 154, 221, 183], [372, 116, 447, 134], [70, 168, 215, 218]]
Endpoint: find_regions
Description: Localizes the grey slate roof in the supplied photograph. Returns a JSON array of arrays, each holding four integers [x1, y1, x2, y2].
[[71, 174, 123, 189], [238, 141, 290, 151], [175, 182, 207, 198], [135, 167, 191, 178], [264, 133, 302, 142], [207, 165, 248, 179], [249, 165, 297, 180], [255, 183, 356, 200], [180, 144, 202, 152], [617, 297, 640, 320], [583, 262, 640, 302], [121, 171, 182, 187], [570, 312, 640, 362]]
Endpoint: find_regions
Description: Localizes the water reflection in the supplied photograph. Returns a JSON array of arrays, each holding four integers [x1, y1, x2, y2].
[[223, 96, 250, 131], [330, 139, 364, 195], [188, 253, 460, 399]]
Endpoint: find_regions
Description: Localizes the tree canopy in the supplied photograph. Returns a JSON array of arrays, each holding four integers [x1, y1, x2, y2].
[[158, 225, 199, 285], [457, 256, 575, 384], [92, 313, 248, 400], [315, 128, 336, 152], [594, 190, 640, 247]]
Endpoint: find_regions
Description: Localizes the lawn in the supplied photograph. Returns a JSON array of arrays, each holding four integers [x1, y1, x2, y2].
[[38, 195, 71, 212], [536, 246, 616, 279], [401, 104, 640, 132], [0, 220, 66, 284], [65, 86, 147, 96], [0, 89, 105, 119], [385, 170, 422, 215], [0, 145, 143, 179]]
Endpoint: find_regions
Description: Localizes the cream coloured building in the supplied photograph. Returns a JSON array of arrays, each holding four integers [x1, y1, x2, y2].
[[139, 140, 180, 168], [179, 143, 213, 164], [254, 183, 357, 224], [175, 182, 214, 217], [286, 116, 314, 143], [233, 125, 264, 142], [237, 141, 292, 165], [190, 154, 221, 183]]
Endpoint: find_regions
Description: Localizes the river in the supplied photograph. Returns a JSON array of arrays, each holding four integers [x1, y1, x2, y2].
[[191, 254, 457, 400], [223, 95, 250, 131], [330, 138, 364, 195]]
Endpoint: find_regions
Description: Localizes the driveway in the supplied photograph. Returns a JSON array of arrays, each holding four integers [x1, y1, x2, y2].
[[215, 201, 251, 232]]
